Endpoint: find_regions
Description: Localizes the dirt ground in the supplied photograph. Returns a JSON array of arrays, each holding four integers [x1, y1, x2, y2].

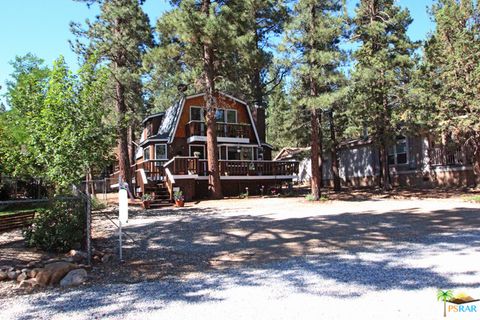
[[1, 188, 479, 296]]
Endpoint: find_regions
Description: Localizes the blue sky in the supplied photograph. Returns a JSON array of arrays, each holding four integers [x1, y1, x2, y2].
[[0, 0, 435, 107]]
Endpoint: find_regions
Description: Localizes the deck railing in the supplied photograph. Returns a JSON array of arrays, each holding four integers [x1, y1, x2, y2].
[[166, 157, 299, 177], [185, 121, 254, 140]]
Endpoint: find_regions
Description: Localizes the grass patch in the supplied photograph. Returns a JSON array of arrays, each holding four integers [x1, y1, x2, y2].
[[463, 195, 480, 203], [305, 194, 329, 202]]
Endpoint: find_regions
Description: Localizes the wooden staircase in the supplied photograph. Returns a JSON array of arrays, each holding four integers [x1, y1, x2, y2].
[[144, 182, 173, 208]]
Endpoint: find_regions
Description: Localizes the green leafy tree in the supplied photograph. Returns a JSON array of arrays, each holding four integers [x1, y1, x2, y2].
[[423, 0, 480, 184], [350, 0, 418, 191], [71, 0, 153, 190], [1, 54, 50, 179], [283, 0, 347, 199], [437, 289, 454, 317]]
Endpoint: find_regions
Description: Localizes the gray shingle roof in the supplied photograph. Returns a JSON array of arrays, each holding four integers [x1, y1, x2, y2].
[[157, 97, 184, 141]]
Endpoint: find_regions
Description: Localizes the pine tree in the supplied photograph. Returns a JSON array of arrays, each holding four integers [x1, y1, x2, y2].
[[71, 0, 153, 190], [350, 0, 417, 191], [424, 0, 480, 184], [266, 81, 295, 150], [155, 0, 246, 198], [284, 0, 347, 199], [226, 0, 289, 107]]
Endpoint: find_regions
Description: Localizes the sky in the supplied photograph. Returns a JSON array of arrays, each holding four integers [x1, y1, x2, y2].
[[0, 0, 435, 107]]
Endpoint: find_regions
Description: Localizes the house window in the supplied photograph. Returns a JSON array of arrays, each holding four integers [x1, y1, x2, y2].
[[190, 106, 204, 121], [143, 146, 150, 161], [388, 137, 408, 165], [215, 109, 225, 122], [155, 144, 167, 160], [226, 146, 253, 160], [226, 110, 237, 123], [189, 145, 205, 159]]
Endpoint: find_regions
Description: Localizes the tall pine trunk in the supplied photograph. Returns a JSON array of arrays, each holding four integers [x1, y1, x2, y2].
[[310, 108, 322, 200], [329, 110, 341, 191], [115, 80, 132, 192], [203, 0, 223, 199], [308, 4, 322, 200], [380, 141, 390, 191], [473, 139, 480, 187]]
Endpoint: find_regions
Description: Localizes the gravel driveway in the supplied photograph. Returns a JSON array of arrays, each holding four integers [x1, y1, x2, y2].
[[1, 197, 480, 320]]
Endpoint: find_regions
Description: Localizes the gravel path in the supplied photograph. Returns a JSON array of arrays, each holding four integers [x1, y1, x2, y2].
[[1, 198, 480, 319]]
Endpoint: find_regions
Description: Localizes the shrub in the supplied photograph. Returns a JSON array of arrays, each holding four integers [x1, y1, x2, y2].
[[305, 194, 329, 202], [91, 197, 107, 210], [23, 199, 85, 252]]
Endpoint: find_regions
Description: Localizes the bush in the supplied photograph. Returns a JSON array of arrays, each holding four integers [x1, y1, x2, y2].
[[91, 197, 107, 210], [23, 199, 85, 252]]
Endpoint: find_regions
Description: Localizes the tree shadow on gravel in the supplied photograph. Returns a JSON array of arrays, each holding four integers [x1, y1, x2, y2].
[[11, 204, 480, 319]]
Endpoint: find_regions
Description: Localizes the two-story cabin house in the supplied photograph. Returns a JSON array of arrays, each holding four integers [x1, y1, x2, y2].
[[118, 92, 298, 204]]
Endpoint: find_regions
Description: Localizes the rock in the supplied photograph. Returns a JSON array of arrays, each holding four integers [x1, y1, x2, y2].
[[26, 261, 38, 268], [27, 268, 41, 278], [7, 271, 18, 280], [17, 272, 28, 282], [68, 250, 88, 263], [60, 268, 87, 287], [35, 262, 77, 286], [0, 271, 8, 281], [77, 264, 92, 271], [21, 268, 29, 273], [62, 257, 75, 263], [101, 254, 114, 264], [19, 279, 40, 289]]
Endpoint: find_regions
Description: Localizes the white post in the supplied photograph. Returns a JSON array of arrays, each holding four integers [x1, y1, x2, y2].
[[118, 178, 128, 262]]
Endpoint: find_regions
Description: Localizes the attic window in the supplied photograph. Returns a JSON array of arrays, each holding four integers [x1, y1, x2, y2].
[[190, 107, 203, 121]]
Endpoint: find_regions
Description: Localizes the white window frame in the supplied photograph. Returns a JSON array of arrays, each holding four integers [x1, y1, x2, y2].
[[190, 106, 204, 122], [143, 146, 150, 161], [226, 109, 237, 124], [189, 144, 206, 159], [388, 137, 409, 165], [154, 144, 168, 160]]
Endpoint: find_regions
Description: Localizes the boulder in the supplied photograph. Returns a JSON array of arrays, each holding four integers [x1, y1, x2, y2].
[[17, 272, 28, 282], [19, 279, 40, 289], [67, 250, 88, 263], [35, 262, 77, 286], [7, 271, 18, 280], [60, 268, 87, 287], [0, 271, 7, 281], [27, 268, 41, 278]]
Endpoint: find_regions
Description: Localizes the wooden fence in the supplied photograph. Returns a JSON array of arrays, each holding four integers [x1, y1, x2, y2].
[[0, 211, 36, 232]]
